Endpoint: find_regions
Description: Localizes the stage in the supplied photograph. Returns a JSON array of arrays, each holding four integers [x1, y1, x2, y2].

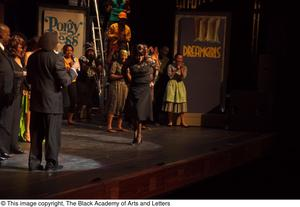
[[0, 121, 274, 198]]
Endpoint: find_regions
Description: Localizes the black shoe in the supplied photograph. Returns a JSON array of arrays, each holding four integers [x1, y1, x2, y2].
[[11, 148, 25, 154], [29, 164, 44, 171], [45, 163, 63, 171], [1, 152, 11, 158]]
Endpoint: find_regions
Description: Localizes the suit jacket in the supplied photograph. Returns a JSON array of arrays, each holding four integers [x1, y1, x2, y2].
[[0, 49, 14, 108], [0, 49, 15, 150], [27, 49, 76, 114]]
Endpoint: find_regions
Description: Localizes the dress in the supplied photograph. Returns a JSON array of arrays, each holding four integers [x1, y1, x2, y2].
[[106, 61, 128, 115], [19, 51, 34, 142], [126, 60, 153, 122], [10, 61, 25, 149], [18, 87, 30, 142], [162, 63, 188, 113]]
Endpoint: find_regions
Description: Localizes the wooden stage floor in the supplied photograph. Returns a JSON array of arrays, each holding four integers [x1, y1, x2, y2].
[[0, 121, 275, 198]]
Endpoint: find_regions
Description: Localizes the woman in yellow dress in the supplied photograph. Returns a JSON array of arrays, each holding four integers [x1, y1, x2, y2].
[[162, 53, 188, 127]]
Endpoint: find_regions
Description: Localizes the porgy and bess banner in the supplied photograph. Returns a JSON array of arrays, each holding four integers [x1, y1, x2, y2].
[[39, 6, 86, 57]]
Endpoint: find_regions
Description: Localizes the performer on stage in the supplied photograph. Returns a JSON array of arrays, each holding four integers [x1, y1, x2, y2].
[[63, 44, 80, 125], [141, 45, 160, 130], [125, 44, 153, 145], [6, 34, 28, 154], [105, 0, 130, 25], [107, 11, 131, 65], [106, 49, 129, 133], [162, 53, 188, 127], [77, 43, 102, 120], [27, 31, 77, 171], [19, 36, 40, 143]]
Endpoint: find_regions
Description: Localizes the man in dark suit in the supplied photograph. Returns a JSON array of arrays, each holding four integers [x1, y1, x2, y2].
[[27, 31, 77, 171], [0, 23, 13, 165]]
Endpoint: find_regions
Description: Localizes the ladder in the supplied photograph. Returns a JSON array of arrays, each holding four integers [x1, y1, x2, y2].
[[91, 0, 105, 67], [90, 0, 106, 110]]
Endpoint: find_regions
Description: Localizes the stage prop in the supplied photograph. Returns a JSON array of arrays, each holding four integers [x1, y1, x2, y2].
[[38, 5, 86, 57], [174, 12, 231, 126]]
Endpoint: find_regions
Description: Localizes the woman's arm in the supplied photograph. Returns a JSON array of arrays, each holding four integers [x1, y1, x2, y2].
[[125, 67, 131, 82], [167, 64, 175, 79], [180, 65, 187, 79]]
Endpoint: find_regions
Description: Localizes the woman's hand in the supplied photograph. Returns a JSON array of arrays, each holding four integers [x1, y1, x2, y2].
[[72, 61, 80, 71]]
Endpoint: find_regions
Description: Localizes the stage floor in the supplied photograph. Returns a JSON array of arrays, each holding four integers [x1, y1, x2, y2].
[[0, 121, 274, 198]]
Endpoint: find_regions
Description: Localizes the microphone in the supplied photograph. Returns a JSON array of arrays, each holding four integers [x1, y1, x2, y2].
[[71, 55, 75, 63]]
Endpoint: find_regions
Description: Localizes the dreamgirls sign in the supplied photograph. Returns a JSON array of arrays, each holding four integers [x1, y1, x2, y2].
[[38, 6, 86, 57], [174, 12, 231, 115]]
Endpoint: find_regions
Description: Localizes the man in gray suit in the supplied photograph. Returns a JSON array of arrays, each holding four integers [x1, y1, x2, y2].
[[27, 31, 77, 171]]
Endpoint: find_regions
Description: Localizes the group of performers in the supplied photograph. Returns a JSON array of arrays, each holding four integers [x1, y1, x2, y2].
[[0, 0, 189, 170]]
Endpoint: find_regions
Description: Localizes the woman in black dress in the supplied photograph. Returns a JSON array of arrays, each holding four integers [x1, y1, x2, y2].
[[125, 44, 153, 145], [6, 34, 27, 153]]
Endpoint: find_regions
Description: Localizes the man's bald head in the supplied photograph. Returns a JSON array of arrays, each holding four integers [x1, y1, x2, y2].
[[0, 23, 11, 46]]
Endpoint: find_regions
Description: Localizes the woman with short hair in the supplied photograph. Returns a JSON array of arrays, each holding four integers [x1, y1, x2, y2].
[[63, 44, 80, 125]]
